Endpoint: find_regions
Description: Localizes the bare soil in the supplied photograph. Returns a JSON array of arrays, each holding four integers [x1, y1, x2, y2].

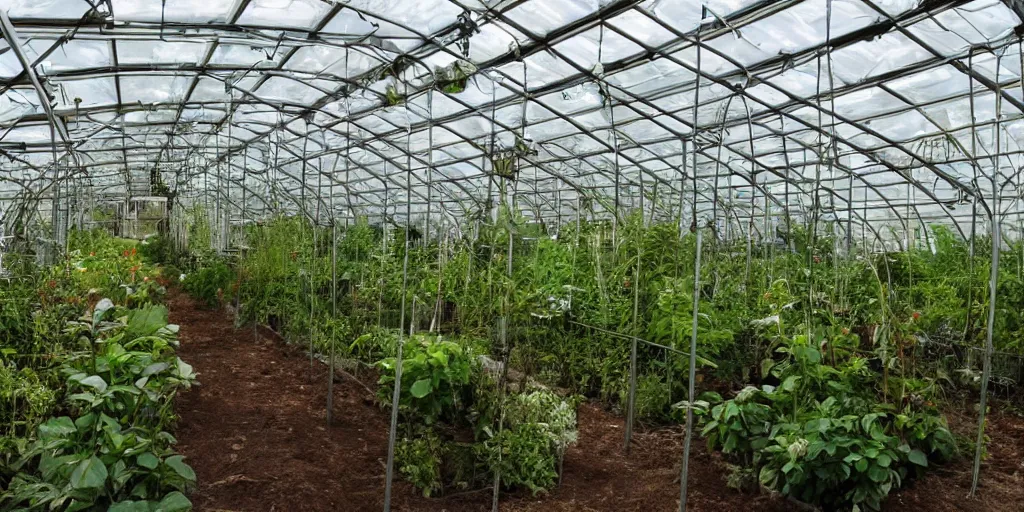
[[168, 291, 1024, 511]]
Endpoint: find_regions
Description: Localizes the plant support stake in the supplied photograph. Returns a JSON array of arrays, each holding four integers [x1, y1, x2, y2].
[[679, 219, 704, 512], [384, 132, 414, 512]]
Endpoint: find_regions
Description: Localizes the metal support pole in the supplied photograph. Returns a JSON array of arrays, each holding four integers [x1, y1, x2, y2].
[[383, 131, 414, 512], [970, 51, 1004, 498], [679, 227, 704, 512], [327, 216, 338, 424], [625, 175, 643, 454], [491, 177, 516, 512]]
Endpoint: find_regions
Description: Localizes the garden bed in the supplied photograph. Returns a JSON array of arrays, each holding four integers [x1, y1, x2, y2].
[[168, 290, 1024, 511]]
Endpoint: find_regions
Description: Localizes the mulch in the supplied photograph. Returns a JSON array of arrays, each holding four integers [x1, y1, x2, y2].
[[168, 290, 1023, 511]]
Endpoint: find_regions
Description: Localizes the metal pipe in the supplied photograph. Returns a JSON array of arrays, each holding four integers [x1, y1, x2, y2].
[[383, 130, 414, 512], [970, 50, 1004, 498], [679, 226, 704, 512], [624, 174, 643, 454]]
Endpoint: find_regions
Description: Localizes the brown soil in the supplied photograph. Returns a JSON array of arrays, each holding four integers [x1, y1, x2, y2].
[[168, 290, 1023, 511]]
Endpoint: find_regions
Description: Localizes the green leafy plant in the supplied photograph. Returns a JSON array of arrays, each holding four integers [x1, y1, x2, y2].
[[395, 432, 445, 497], [378, 335, 474, 425]]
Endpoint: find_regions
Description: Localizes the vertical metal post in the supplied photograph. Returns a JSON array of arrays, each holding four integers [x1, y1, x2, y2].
[[970, 51, 1003, 497], [383, 130, 414, 512], [624, 174, 643, 454], [327, 216, 337, 424], [492, 177, 516, 512], [679, 227, 703, 512]]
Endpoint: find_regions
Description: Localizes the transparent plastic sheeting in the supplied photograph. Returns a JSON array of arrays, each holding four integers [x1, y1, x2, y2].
[[0, 0, 1022, 243]]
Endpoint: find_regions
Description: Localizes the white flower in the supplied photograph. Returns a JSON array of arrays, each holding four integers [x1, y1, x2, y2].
[[179, 274, 186, 282]]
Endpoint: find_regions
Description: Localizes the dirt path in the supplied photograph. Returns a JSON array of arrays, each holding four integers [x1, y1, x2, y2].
[[168, 290, 1022, 511]]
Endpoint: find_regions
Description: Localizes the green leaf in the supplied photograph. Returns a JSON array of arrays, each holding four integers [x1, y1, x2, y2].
[[38, 416, 76, 438], [127, 305, 170, 338], [164, 455, 196, 482], [157, 491, 192, 512], [759, 466, 778, 488], [855, 458, 868, 473], [137, 452, 160, 470], [410, 379, 433, 398], [175, 358, 195, 380], [142, 362, 170, 377], [868, 464, 889, 483], [876, 453, 891, 468], [74, 374, 108, 393], [108, 501, 153, 512], [724, 401, 740, 420], [70, 455, 108, 489], [908, 449, 928, 467]]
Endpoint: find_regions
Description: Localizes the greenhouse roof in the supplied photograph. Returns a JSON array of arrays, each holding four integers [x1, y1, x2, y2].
[[0, 0, 1023, 236]]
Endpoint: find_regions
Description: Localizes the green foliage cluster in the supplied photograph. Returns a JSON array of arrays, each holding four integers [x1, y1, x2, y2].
[[181, 261, 235, 309], [0, 228, 196, 511], [378, 336, 474, 426], [175, 202, 1024, 509], [698, 286, 956, 511], [374, 334, 580, 497]]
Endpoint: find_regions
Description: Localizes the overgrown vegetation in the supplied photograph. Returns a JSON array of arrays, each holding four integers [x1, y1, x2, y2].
[[157, 200, 1024, 509], [1, 229, 196, 511]]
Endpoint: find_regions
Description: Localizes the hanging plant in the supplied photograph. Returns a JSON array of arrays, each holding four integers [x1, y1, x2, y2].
[[385, 84, 406, 107], [437, 60, 477, 95]]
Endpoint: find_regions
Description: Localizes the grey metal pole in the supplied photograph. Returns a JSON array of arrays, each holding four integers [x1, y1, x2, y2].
[[679, 226, 704, 512], [970, 51, 1004, 498], [492, 177, 516, 512], [327, 215, 338, 425], [625, 175, 644, 454], [383, 131, 414, 512]]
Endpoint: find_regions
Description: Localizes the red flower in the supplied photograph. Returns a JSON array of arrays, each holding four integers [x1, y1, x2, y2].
[[912, 311, 921, 320]]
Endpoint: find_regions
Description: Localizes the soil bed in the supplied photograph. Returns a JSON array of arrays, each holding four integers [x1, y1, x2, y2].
[[168, 291, 1023, 511]]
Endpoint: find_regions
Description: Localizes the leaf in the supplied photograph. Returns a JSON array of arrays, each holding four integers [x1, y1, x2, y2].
[[175, 358, 194, 380], [164, 455, 196, 482], [410, 379, 433, 398], [143, 363, 170, 377], [93, 298, 115, 325], [73, 374, 108, 393], [137, 452, 159, 470], [908, 449, 928, 467], [38, 416, 76, 438], [108, 501, 153, 512], [855, 458, 868, 473], [70, 455, 108, 489], [127, 305, 170, 339], [724, 401, 740, 420], [868, 464, 889, 483], [157, 491, 193, 512], [876, 453, 891, 468], [780, 375, 800, 392]]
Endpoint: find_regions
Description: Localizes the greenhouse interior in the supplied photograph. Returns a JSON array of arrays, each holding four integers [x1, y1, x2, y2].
[[2, 0, 1024, 510]]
